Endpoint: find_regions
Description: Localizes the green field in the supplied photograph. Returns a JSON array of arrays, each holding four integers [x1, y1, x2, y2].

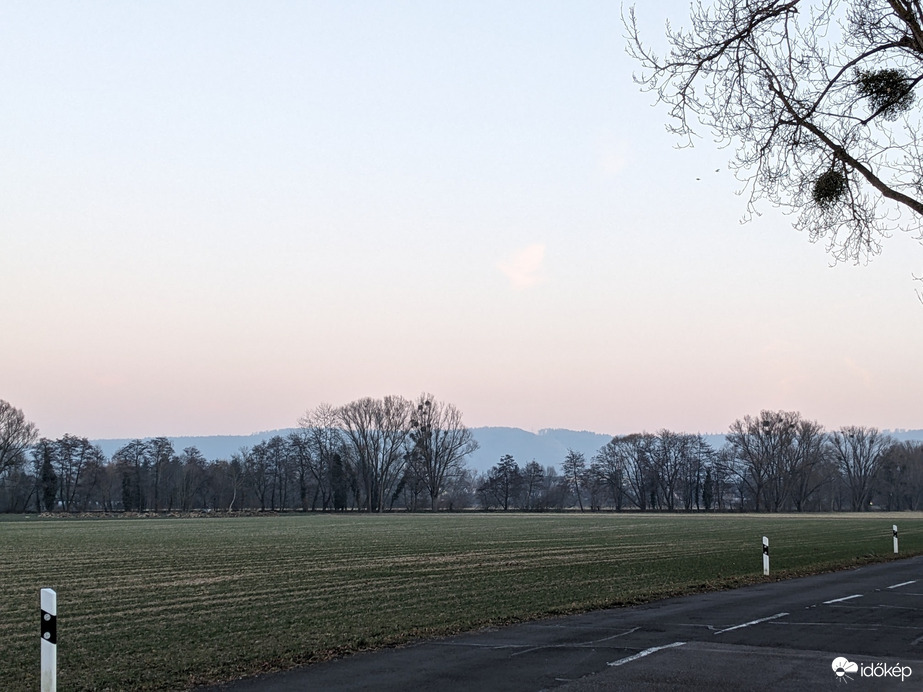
[[3, 513, 922, 691]]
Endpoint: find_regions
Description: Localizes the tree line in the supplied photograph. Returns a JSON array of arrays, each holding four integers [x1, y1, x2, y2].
[[1, 399, 922, 513], [476, 412, 923, 512], [0, 395, 479, 514]]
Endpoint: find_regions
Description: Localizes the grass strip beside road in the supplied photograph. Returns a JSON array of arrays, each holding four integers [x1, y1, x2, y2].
[[2, 512, 921, 691]]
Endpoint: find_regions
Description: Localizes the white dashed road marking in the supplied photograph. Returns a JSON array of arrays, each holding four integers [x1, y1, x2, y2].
[[888, 580, 918, 590], [823, 594, 863, 605], [608, 642, 686, 667], [713, 612, 789, 635]]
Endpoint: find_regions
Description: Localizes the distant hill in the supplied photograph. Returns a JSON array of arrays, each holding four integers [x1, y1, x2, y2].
[[92, 427, 612, 473], [466, 428, 612, 473], [92, 430, 298, 462], [889, 429, 923, 443], [91, 427, 923, 474]]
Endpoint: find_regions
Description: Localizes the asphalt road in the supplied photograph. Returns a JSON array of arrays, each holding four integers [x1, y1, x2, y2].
[[203, 556, 923, 691]]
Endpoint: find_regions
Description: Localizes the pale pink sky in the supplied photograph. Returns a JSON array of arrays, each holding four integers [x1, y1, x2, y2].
[[3, 2, 922, 440]]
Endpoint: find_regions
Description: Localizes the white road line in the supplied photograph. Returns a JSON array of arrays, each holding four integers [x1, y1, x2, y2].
[[823, 594, 863, 605], [713, 612, 789, 635], [607, 642, 686, 667], [593, 626, 642, 644], [888, 580, 918, 590]]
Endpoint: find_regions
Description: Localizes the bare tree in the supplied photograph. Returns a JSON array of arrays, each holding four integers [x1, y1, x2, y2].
[[626, 1, 923, 272], [562, 449, 587, 511], [787, 418, 832, 511], [0, 400, 38, 480], [601, 434, 654, 510], [337, 398, 377, 511], [113, 439, 149, 511], [831, 425, 892, 510], [712, 446, 738, 511], [177, 447, 208, 511], [244, 444, 271, 511], [877, 440, 923, 509], [593, 441, 628, 510], [442, 467, 477, 511], [726, 410, 802, 512], [298, 403, 347, 510], [264, 435, 293, 510], [582, 461, 609, 511], [407, 393, 478, 511], [148, 437, 176, 512], [521, 460, 546, 510], [287, 431, 316, 511], [649, 430, 688, 511], [679, 435, 714, 511], [542, 466, 569, 510], [337, 396, 411, 512], [224, 453, 246, 512], [52, 435, 105, 512]]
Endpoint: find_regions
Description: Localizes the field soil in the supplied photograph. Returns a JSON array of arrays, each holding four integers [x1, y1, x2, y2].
[[3, 512, 921, 691]]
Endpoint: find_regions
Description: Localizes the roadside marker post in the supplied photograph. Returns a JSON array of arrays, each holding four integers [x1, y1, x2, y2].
[[893, 525, 899, 554], [41, 588, 56, 692], [762, 536, 769, 576]]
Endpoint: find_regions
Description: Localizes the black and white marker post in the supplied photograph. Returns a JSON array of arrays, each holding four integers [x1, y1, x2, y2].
[[893, 524, 899, 554], [762, 536, 770, 576], [41, 588, 56, 692]]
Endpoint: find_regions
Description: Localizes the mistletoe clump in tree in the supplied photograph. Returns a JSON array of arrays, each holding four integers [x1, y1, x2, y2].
[[625, 1, 923, 270]]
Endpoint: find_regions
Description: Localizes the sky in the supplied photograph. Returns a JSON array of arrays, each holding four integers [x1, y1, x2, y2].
[[2, 1, 922, 440]]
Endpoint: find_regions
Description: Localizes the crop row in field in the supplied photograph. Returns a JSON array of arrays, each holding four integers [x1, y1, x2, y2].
[[2, 512, 921, 691]]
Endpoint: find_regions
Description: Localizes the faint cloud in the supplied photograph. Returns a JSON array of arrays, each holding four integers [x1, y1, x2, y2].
[[498, 244, 546, 289]]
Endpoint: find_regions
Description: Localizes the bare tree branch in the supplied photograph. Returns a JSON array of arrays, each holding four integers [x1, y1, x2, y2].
[[626, 0, 923, 272]]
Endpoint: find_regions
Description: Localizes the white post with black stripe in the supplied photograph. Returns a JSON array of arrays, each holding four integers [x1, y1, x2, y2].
[[762, 536, 770, 576], [41, 588, 56, 692], [893, 525, 899, 554]]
